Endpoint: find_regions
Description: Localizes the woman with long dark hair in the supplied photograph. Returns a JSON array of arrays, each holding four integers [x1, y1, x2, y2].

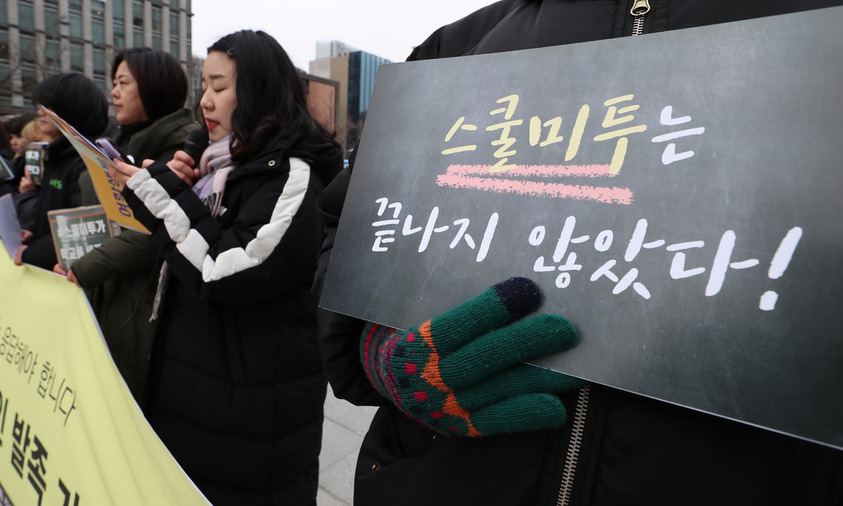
[[68, 48, 196, 406], [110, 30, 342, 505]]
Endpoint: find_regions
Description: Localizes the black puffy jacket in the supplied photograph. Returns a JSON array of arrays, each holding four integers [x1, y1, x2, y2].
[[315, 1, 843, 505], [124, 134, 342, 505], [72, 107, 197, 406]]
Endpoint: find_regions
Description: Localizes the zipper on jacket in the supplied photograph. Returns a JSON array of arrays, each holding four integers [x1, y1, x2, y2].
[[629, 0, 651, 36], [556, 384, 591, 506], [556, 4, 651, 502]]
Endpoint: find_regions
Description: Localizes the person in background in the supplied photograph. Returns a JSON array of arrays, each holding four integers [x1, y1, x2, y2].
[[0, 113, 37, 197], [63, 48, 196, 406], [18, 118, 43, 154], [109, 30, 343, 505], [313, 1, 843, 505], [10, 118, 45, 231], [3, 114, 37, 167], [0, 119, 12, 164], [13, 73, 108, 270]]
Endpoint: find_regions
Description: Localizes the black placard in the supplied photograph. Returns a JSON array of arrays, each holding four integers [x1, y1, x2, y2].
[[321, 7, 843, 450]]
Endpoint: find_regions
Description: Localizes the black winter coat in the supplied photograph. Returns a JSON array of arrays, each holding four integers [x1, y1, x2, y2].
[[73, 108, 196, 406], [315, 1, 843, 505], [124, 135, 342, 505], [21, 137, 85, 269]]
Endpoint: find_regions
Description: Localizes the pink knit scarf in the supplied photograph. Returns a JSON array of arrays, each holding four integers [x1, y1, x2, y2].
[[150, 135, 236, 321], [193, 134, 235, 217]]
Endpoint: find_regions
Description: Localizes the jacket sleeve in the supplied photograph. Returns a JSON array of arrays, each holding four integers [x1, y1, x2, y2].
[[313, 166, 387, 407], [70, 229, 158, 288], [407, 0, 523, 61], [72, 169, 159, 288], [20, 234, 57, 270], [123, 158, 320, 306]]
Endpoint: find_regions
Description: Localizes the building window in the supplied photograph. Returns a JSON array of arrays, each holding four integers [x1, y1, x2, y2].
[[0, 66, 10, 103], [18, 2, 36, 32], [22, 66, 39, 105], [133, 32, 143, 48], [133, 1, 144, 28], [152, 6, 162, 31], [44, 8, 60, 36], [45, 40, 61, 71], [114, 0, 125, 20], [92, 19, 105, 44], [170, 12, 179, 36], [69, 12, 83, 39], [0, 30, 8, 60], [92, 1, 105, 18], [19, 34, 36, 66], [93, 47, 106, 74], [70, 43, 84, 72], [114, 25, 126, 47]]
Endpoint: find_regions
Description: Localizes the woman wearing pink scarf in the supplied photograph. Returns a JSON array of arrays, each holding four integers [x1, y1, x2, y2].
[[111, 30, 343, 505]]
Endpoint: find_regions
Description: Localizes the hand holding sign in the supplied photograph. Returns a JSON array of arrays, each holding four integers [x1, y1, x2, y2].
[[360, 277, 582, 437]]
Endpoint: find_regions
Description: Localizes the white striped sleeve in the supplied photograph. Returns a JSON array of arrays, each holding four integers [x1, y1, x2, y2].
[[126, 157, 311, 282]]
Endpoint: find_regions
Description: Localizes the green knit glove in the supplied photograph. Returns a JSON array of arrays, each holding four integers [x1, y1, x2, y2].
[[360, 277, 582, 437]]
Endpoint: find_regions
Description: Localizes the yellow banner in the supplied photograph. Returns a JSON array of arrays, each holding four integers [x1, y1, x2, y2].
[[0, 252, 208, 505]]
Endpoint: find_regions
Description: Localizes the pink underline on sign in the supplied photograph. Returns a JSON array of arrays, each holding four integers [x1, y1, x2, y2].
[[444, 164, 614, 178], [436, 164, 633, 205]]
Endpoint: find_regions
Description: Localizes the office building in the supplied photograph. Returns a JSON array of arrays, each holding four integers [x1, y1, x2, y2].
[[1, 0, 194, 116], [310, 40, 391, 154], [301, 71, 340, 140]]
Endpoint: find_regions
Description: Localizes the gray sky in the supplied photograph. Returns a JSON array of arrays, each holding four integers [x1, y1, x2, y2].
[[191, 1, 495, 69]]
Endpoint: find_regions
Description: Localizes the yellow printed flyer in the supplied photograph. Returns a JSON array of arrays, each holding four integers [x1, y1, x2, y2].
[[0, 250, 208, 505], [40, 107, 149, 234]]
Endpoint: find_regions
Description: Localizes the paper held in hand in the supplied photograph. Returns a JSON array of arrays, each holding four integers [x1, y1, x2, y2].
[[0, 194, 23, 258], [41, 106, 149, 234]]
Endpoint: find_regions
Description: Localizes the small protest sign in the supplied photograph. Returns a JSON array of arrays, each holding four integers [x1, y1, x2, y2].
[[48, 205, 119, 271]]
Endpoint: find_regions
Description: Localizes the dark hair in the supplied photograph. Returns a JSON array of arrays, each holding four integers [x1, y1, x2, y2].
[[3, 113, 37, 137], [33, 73, 108, 138], [112, 48, 188, 122], [206, 30, 332, 163]]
